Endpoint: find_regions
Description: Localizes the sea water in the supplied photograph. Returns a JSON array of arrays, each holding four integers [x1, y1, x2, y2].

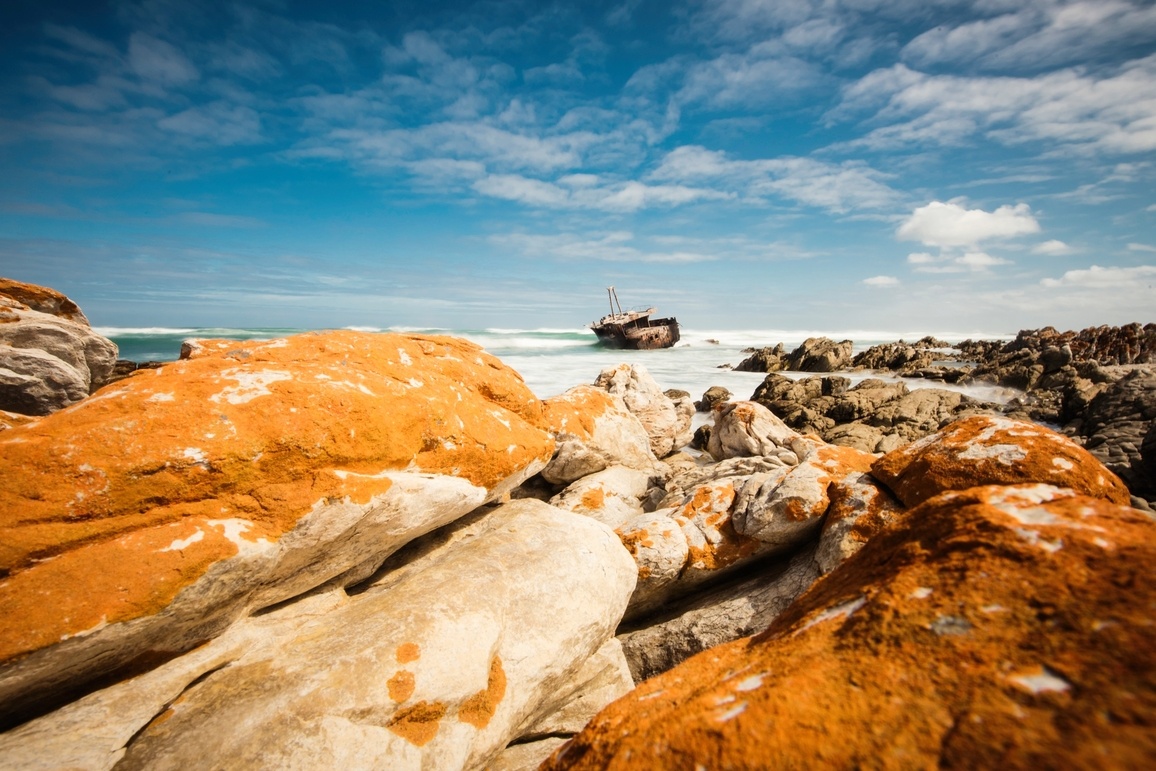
[[98, 325, 1020, 406]]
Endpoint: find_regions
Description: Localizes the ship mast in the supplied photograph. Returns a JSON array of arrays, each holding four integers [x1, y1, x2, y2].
[[607, 286, 624, 317]]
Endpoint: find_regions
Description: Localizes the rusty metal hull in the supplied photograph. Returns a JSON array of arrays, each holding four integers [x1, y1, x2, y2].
[[591, 316, 680, 350]]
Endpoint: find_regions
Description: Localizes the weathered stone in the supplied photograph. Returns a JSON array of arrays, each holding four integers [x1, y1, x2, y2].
[[549, 466, 652, 529], [540, 385, 657, 485], [695, 385, 732, 412], [1075, 367, 1156, 503], [787, 336, 854, 372], [733, 344, 786, 373], [545, 485, 1156, 769], [0, 500, 637, 770], [853, 342, 938, 372], [0, 286, 118, 414], [595, 364, 690, 458], [705, 401, 815, 462], [872, 415, 1132, 508], [0, 331, 554, 726], [0, 278, 91, 324]]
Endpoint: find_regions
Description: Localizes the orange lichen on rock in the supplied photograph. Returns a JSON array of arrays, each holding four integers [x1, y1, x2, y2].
[[458, 656, 507, 729], [578, 488, 606, 511], [387, 670, 416, 702], [872, 414, 1131, 508], [541, 387, 619, 440], [387, 700, 447, 746], [543, 484, 1156, 769], [0, 277, 89, 323], [396, 642, 421, 664], [674, 482, 759, 571], [0, 331, 554, 664]]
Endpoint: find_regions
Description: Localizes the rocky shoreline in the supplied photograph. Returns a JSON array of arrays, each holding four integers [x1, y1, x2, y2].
[[2, 278, 1155, 768]]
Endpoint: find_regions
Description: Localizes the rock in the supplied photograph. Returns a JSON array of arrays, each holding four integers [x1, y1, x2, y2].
[[705, 401, 815, 462], [1075, 367, 1156, 503], [872, 415, 1132, 508], [595, 364, 691, 458], [544, 485, 1156, 769], [549, 466, 653, 529], [0, 277, 91, 324], [490, 739, 568, 771], [787, 337, 854, 372], [694, 385, 732, 412], [737, 338, 854, 374], [733, 344, 786, 373], [619, 444, 876, 619], [0, 331, 555, 727], [852, 342, 937, 372], [0, 280, 119, 414], [0, 499, 638, 770], [540, 385, 657, 485], [821, 421, 887, 454], [825, 378, 909, 423]]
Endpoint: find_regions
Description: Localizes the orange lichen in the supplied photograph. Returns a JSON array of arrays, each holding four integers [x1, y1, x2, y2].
[[387, 700, 447, 746], [542, 387, 618, 440], [387, 670, 416, 702], [615, 528, 654, 556], [0, 331, 555, 663], [396, 642, 421, 664], [579, 488, 606, 511], [458, 656, 507, 729], [873, 415, 1131, 507], [543, 487, 1156, 769]]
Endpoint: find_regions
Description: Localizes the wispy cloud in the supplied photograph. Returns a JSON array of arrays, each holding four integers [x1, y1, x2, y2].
[[651, 145, 899, 213], [491, 231, 719, 263]]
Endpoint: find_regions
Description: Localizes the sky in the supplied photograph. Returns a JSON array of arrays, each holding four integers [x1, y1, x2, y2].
[[0, 0, 1154, 334]]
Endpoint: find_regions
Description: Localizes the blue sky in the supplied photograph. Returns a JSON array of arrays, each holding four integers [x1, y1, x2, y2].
[[1, 0, 1154, 334]]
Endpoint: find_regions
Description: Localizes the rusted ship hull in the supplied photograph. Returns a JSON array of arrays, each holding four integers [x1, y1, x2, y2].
[[591, 316, 680, 350]]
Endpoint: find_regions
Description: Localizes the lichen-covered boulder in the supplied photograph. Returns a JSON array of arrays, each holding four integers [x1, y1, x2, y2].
[[540, 385, 657, 484], [0, 500, 637, 770], [872, 414, 1132, 508], [0, 331, 554, 726], [0, 278, 118, 415], [618, 444, 879, 619], [546, 485, 1156, 769]]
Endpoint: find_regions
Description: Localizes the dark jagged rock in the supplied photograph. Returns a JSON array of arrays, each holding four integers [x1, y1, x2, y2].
[[735, 338, 853, 373]]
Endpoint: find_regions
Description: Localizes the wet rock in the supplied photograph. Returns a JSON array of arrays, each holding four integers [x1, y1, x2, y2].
[[694, 385, 732, 412]]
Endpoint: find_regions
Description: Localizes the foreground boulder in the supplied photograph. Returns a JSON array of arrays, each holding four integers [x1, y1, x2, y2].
[[0, 278, 118, 415], [0, 500, 637, 770], [540, 386, 657, 485], [594, 364, 692, 458], [0, 331, 554, 727], [545, 484, 1156, 768]]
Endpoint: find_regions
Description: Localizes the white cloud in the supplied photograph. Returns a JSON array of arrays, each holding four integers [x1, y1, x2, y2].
[[906, 252, 936, 264], [902, 1, 1156, 72], [651, 145, 898, 213], [128, 33, 199, 87], [1041, 264, 1156, 287], [831, 56, 1156, 155], [473, 174, 732, 212], [1032, 239, 1073, 255], [158, 102, 263, 145], [492, 231, 719, 263], [863, 275, 899, 286], [957, 251, 1012, 269], [1127, 242, 1156, 253], [897, 201, 1040, 248]]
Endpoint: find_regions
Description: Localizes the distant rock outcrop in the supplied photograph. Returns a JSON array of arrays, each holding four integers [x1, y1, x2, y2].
[[0, 278, 118, 415]]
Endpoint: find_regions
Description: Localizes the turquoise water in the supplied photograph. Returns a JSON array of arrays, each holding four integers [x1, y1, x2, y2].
[[98, 325, 1016, 404]]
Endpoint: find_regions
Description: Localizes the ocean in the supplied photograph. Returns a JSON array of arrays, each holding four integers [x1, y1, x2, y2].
[[97, 326, 1021, 410]]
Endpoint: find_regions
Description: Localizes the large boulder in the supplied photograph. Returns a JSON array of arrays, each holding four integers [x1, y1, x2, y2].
[[545, 484, 1156, 769], [872, 415, 1133, 508], [0, 499, 638, 770], [705, 401, 817, 463], [0, 279, 118, 415], [540, 385, 658, 485], [0, 331, 555, 727], [594, 364, 691, 458]]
